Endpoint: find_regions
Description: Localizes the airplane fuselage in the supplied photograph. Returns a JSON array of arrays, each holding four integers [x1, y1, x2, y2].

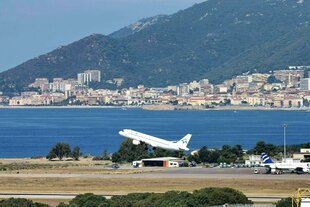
[[119, 129, 187, 151], [263, 162, 310, 173]]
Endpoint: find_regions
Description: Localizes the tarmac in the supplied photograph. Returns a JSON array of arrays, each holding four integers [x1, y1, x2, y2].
[[0, 167, 308, 203], [0, 167, 308, 180]]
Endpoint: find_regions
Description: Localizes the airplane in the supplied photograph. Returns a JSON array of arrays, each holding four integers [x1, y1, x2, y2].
[[118, 129, 191, 151], [261, 152, 310, 174]]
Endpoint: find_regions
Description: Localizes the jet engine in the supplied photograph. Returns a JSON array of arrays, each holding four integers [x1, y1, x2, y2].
[[132, 140, 140, 145]]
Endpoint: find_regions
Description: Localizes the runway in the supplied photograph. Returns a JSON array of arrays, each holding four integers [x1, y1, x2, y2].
[[0, 167, 308, 180], [0, 193, 284, 203], [0, 167, 307, 203]]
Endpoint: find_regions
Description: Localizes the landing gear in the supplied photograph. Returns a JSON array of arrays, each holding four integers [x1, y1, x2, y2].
[[275, 169, 283, 175]]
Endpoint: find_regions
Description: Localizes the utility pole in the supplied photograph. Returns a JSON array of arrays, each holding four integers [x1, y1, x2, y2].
[[282, 123, 287, 162]]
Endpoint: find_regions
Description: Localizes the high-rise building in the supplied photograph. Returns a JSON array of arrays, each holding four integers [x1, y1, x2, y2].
[[85, 70, 101, 82], [77, 70, 101, 85], [177, 83, 190, 96], [77, 73, 91, 85]]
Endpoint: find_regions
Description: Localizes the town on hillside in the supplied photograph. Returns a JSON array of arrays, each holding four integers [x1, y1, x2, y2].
[[1, 66, 310, 109]]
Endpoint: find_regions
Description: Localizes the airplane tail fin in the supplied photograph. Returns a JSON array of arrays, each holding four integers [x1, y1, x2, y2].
[[261, 152, 273, 164], [177, 134, 191, 151]]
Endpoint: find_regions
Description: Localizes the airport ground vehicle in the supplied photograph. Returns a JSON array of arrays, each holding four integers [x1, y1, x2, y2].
[[111, 163, 120, 169]]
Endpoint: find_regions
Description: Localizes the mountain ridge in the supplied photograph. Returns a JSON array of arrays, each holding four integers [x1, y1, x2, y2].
[[1, 0, 310, 93]]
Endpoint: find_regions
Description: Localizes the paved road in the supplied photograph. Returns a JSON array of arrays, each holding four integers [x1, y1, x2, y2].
[[0, 167, 308, 180], [0, 193, 284, 202]]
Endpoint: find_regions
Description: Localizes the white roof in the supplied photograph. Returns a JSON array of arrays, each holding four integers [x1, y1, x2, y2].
[[141, 157, 181, 161]]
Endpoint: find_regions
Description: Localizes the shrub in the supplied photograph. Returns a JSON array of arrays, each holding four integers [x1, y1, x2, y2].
[[193, 187, 252, 206], [71, 146, 82, 161], [276, 197, 292, 207], [68, 193, 109, 207], [0, 198, 49, 207], [47, 143, 71, 160], [92, 156, 103, 161]]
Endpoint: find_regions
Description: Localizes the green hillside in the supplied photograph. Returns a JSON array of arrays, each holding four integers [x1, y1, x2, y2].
[[1, 0, 310, 93]]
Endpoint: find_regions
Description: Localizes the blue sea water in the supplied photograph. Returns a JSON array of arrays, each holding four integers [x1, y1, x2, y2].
[[0, 108, 309, 158]]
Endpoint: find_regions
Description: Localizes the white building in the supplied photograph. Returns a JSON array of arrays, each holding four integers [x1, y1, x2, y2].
[[77, 70, 101, 85], [77, 73, 91, 85], [177, 83, 190, 96], [84, 70, 101, 82]]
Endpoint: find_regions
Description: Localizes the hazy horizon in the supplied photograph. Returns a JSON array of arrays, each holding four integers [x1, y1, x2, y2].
[[0, 0, 205, 72]]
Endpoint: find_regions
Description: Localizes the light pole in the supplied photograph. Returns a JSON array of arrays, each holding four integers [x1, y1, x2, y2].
[[282, 123, 287, 162]]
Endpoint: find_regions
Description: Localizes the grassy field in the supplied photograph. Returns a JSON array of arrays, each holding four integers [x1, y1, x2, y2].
[[0, 157, 308, 206], [0, 176, 307, 196]]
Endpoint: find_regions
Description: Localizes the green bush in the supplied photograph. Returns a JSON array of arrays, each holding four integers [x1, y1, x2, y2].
[[112, 139, 149, 163], [68, 193, 109, 207], [0, 198, 49, 207], [193, 187, 252, 206], [63, 187, 251, 207], [276, 197, 292, 207], [47, 143, 71, 160]]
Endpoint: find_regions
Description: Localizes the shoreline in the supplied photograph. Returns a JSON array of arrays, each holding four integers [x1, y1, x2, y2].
[[0, 104, 309, 111]]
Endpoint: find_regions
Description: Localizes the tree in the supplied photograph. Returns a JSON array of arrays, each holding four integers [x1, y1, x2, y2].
[[111, 152, 121, 163], [113, 139, 149, 163], [47, 143, 71, 160], [198, 146, 222, 164], [102, 150, 110, 160], [68, 193, 109, 207], [252, 141, 277, 156], [276, 197, 291, 207], [187, 154, 201, 164], [0, 198, 49, 207], [198, 146, 210, 163], [153, 148, 183, 158], [193, 187, 252, 206], [71, 146, 82, 161]]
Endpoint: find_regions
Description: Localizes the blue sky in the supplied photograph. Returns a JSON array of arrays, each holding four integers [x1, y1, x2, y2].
[[0, 0, 205, 72]]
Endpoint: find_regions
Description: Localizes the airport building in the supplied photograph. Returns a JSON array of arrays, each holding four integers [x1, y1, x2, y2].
[[293, 148, 310, 161], [245, 155, 262, 167], [133, 157, 184, 168]]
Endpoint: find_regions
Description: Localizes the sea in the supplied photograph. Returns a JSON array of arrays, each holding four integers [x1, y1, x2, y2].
[[0, 108, 309, 158]]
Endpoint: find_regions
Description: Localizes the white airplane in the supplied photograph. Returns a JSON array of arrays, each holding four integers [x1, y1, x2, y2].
[[119, 129, 191, 151], [261, 152, 310, 174]]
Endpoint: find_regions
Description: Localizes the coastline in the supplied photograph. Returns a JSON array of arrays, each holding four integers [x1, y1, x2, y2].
[[0, 104, 309, 111], [142, 104, 310, 111], [0, 105, 141, 109]]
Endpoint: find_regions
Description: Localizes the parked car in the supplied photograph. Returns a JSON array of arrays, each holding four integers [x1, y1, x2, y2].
[[111, 163, 120, 169], [189, 161, 197, 167]]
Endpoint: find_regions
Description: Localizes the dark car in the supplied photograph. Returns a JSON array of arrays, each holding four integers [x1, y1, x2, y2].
[[189, 161, 197, 167], [111, 163, 120, 169]]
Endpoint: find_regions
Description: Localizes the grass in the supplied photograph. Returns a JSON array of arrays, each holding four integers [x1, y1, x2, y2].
[[0, 177, 307, 196]]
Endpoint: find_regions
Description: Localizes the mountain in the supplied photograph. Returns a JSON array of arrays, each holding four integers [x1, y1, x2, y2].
[[1, 0, 310, 93], [110, 15, 170, 39]]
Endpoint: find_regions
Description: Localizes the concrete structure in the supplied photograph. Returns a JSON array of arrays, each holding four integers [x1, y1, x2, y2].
[[177, 83, 190, 96], [77, 73, 91, 85], [245, 155, 262, 167], [84, 70, 101, 82], [301, 78, 310, 90], [29, 78, 49, 89], [78, 70, 101, 85], [274, 70, 304, 87], [293, 149, 310, 161]]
